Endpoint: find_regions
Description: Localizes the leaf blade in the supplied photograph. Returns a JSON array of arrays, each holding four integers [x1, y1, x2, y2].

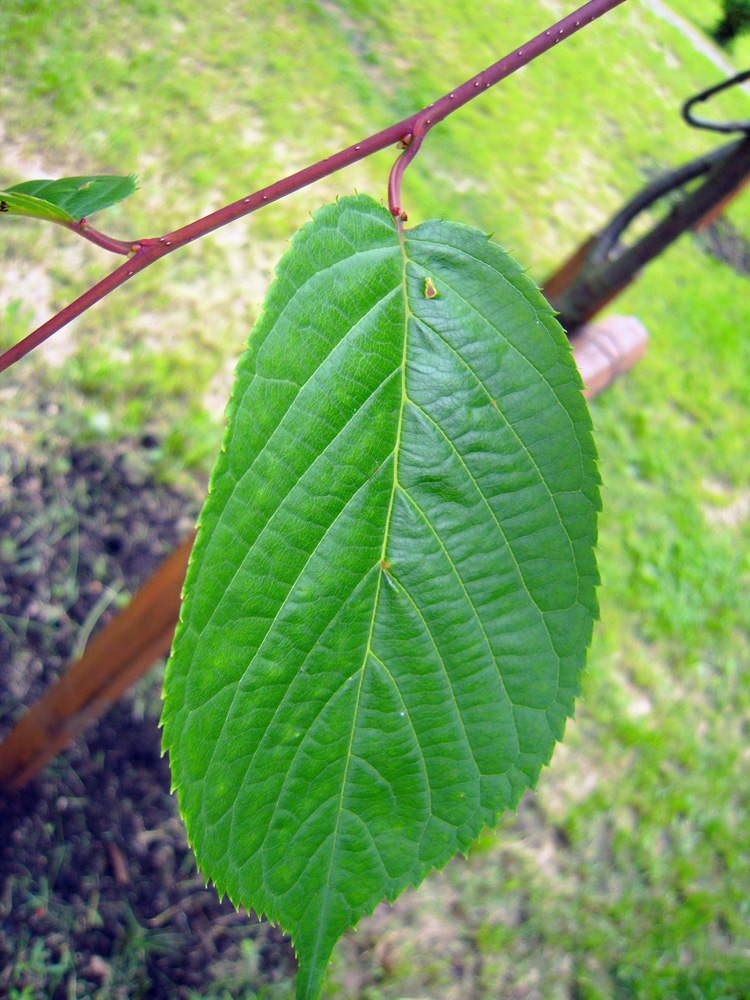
[[0, 189, 75, 224], [163, 193, 599, 1000], [1, 174, 136, 222]]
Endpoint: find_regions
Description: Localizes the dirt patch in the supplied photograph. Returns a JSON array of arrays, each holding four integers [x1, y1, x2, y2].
[[0, 441, 296, 999], [0, 441, 196, 708]]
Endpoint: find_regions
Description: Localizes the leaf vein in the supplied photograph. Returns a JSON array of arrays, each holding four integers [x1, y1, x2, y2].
[[384, 575, 498, 781], [368, 650, 432, 817], [410, 313, 578, 565], [404, 397, 559, 694], [195, 369, 399, 649], [405, 237, 585, 474], [396, 485, 512, 708]]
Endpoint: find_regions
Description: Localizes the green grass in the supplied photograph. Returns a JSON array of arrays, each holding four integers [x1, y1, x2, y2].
[[665, 0, 750, 65], [4, 0, 748, 476], [3, 0, 750, 998]]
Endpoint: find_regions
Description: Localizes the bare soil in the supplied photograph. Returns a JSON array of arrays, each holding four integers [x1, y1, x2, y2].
[[0, 441, 296, 999]]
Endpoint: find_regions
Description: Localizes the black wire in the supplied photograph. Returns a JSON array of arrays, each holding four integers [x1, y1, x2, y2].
[[682, 68, 750, 135], [590, 140, 743, 262], [590, 70, 750, 259]]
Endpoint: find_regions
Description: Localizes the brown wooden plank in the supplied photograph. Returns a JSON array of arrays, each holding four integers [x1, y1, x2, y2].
[[541, 235, 597, 302], [0, 532, 195, 789], [693, 173, 750, 232]]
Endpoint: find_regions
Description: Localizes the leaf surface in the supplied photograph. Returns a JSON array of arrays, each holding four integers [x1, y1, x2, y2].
[[162, 194, 600, 1000], [0, 175, 136, 223]]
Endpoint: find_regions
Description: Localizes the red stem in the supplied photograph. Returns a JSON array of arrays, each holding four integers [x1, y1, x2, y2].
[[65, 220, 139, 256], [389, 130, 426, 218], [0, 0, 628, 375]]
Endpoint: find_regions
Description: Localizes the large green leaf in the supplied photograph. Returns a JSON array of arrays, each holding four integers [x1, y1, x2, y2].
[[162, 193, 600, 1000], [0, 175, 136, 223]]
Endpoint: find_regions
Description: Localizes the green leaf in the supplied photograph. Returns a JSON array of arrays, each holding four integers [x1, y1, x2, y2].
[[162, 193, 600, 1000], [0, 189, 75, 224], [0, 174, 136, 223]]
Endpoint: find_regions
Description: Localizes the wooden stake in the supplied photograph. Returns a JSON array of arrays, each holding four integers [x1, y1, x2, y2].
[[0, 533, 194, 789]]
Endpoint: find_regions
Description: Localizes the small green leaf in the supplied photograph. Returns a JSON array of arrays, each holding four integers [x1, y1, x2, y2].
[[162, 194, 600, 1000], [0, 190, 75, 224], [0, 174, 136, 223]]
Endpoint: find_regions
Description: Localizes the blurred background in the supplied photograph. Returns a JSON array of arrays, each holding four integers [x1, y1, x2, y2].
[[1, 1, 750, 998]]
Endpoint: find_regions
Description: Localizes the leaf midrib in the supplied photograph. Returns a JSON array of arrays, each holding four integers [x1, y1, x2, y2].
[[308, 221, 411, 975]]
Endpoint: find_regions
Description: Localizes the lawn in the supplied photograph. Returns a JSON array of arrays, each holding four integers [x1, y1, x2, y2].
[[2, 1, 750, 998]]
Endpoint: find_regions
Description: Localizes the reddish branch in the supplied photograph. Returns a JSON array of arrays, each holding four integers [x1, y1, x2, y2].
[[0, 0, 628, 375], [65, 219, 138, 256]]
